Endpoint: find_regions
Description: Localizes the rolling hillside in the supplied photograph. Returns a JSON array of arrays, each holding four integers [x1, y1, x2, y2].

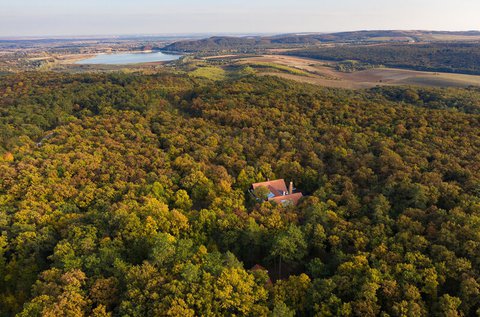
[[161, 30, 480, 53]]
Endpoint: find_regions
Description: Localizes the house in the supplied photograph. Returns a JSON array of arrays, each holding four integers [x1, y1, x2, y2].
[[250, 179, 303, 205]]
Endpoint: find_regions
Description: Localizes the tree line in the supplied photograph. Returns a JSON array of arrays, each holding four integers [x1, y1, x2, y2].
[[288, 43, 480, 75]]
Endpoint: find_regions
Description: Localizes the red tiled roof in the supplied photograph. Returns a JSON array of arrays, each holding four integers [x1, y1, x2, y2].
[[251, 179, 288, 197], [252, 179, 303, 205], [269, 193, 303, 205]]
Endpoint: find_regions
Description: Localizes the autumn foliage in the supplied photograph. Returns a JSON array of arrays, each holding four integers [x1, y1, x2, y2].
[[0, 72, 479, 316]]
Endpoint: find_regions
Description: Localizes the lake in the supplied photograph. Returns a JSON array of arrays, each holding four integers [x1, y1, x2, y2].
[[76, 51, 182, 65]]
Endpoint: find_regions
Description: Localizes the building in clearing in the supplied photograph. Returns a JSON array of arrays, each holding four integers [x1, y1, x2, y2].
[[250, 179, 303, 205]]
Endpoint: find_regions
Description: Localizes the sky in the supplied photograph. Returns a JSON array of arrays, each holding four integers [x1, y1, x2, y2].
[[1, 0, 480, 37]]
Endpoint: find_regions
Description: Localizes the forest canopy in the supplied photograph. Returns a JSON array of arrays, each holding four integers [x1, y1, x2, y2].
[[0, 71, 480, 316]]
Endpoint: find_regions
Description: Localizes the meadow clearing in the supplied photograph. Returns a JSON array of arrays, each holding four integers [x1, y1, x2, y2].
[[231, 54, 480, 89]]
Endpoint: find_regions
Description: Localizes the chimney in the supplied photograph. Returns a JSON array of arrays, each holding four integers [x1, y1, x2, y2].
[[289, 181, 293, 195]]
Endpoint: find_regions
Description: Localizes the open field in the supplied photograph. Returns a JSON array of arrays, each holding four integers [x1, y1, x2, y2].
[[422, 34, 480, 41], [51, 53, 96, 64], [232, 55, 480, 89], [365, 36, 414, 42], [189, 65, 227, 80]]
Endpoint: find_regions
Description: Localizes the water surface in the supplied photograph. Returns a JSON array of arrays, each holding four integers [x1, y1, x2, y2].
[[77, 51, 182, 65]]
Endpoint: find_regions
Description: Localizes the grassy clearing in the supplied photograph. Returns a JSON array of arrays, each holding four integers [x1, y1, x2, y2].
[[239, 55, 480, 89], [189, 66, 227, 80], [186, 54, 480, 89], [246, 62, 309, 76]]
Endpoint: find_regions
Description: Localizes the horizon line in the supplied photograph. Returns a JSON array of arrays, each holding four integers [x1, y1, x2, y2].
[[2, 29, 480, 41]]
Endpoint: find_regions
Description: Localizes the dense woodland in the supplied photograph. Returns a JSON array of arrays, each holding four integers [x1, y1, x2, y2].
[[1, 71, 480, 316], [288, 43, 480, 75]]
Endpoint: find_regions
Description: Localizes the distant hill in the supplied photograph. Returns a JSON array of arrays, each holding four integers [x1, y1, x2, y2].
[[161, 36, 270, 53], [161, 30, 480, 53]]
